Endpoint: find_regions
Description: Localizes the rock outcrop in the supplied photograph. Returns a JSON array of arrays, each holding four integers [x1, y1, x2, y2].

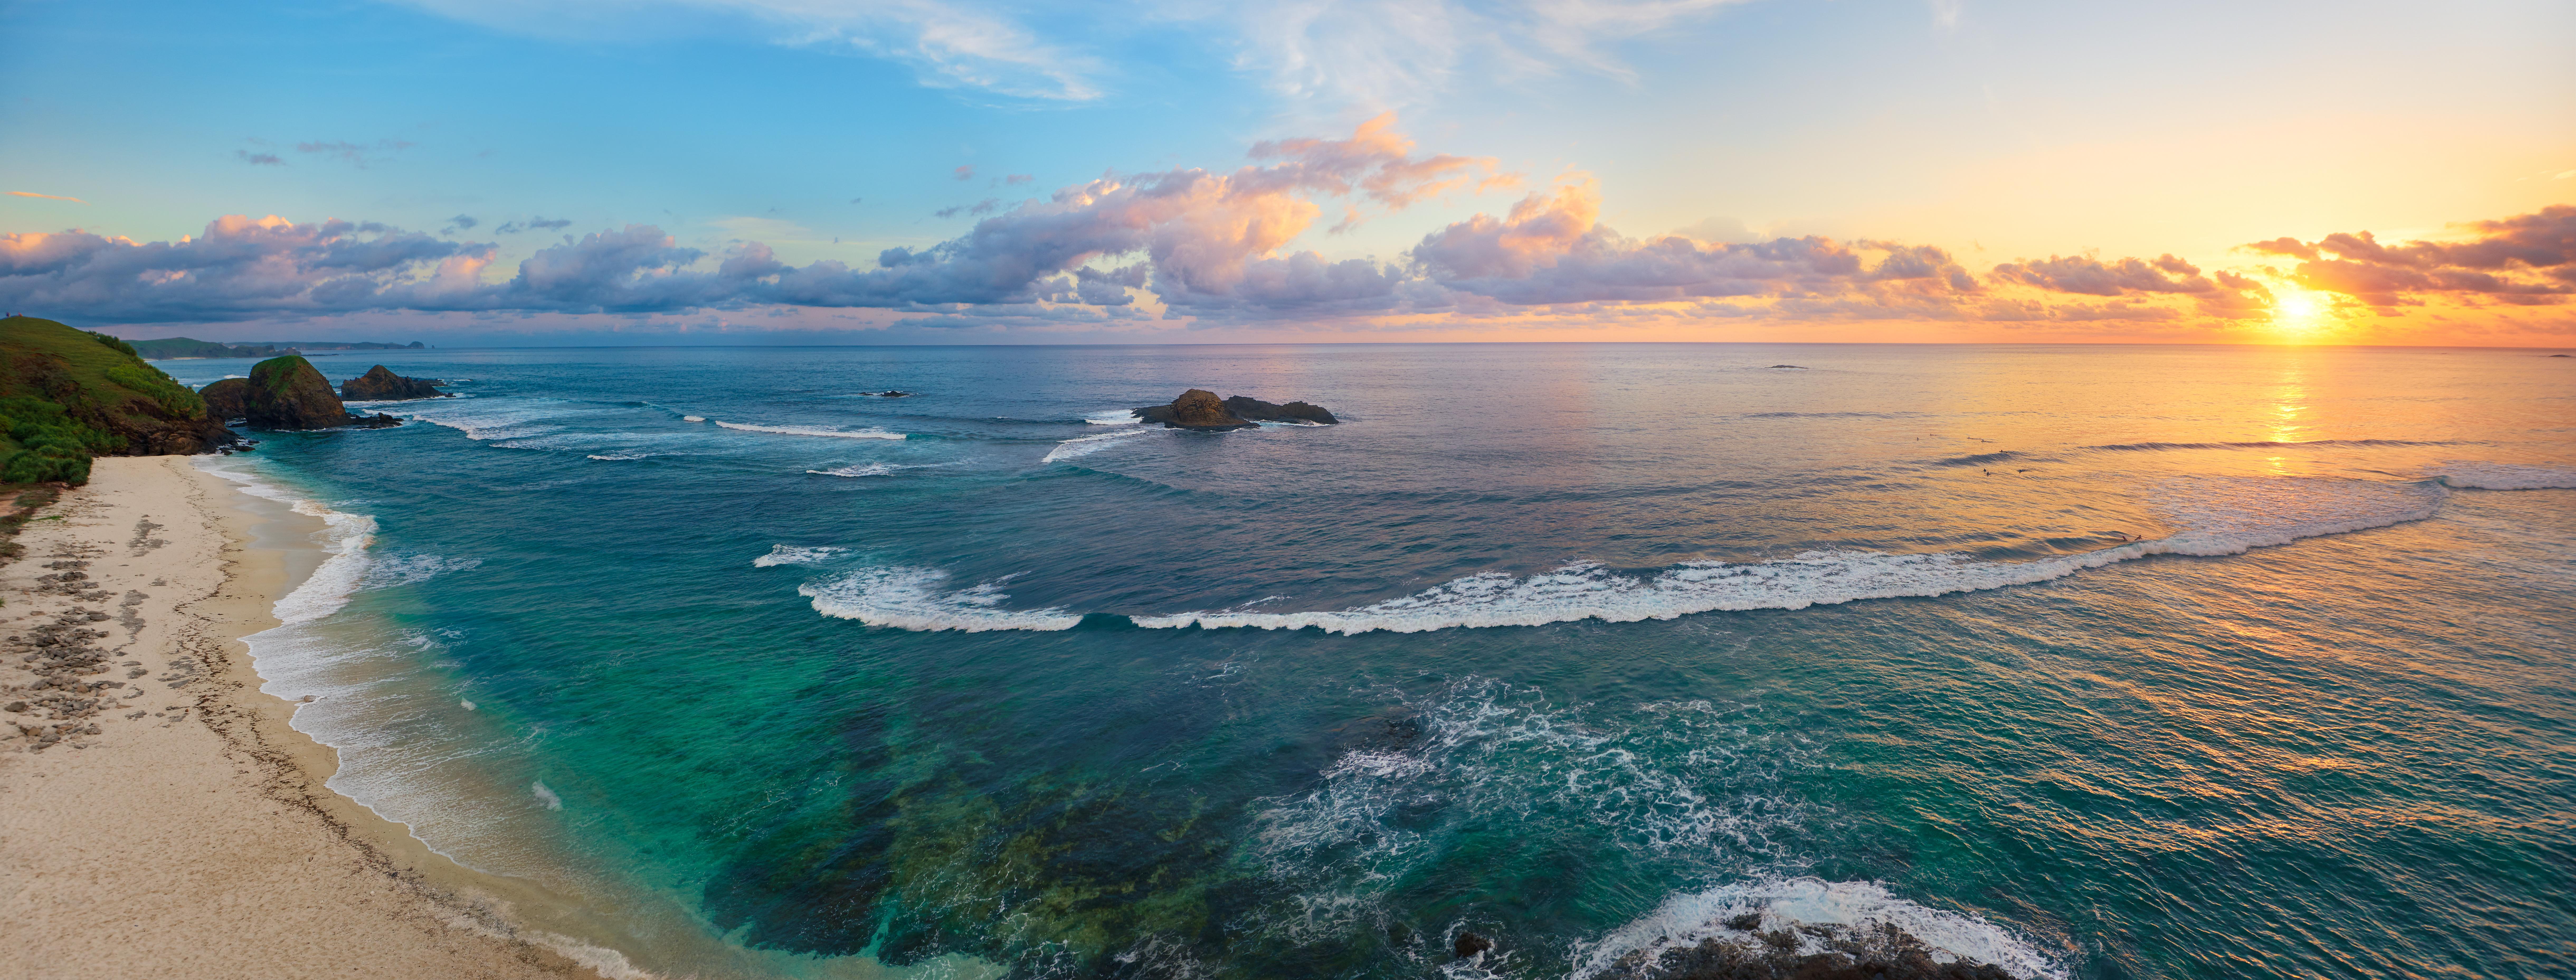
[[1222, 395, 1337, 425], [1133, 389, 1257, 431], [340, 365, 448, 401], [198, 378, 248, 421], [239, 356, 396, 430], [1132, 389, 1337, 430]]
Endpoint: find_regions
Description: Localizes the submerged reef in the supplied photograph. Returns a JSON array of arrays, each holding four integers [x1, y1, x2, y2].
[[1131, 389, 1337, 430]]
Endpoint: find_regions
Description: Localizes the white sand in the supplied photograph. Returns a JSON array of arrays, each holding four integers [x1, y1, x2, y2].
[[0, 456, 609, 980]]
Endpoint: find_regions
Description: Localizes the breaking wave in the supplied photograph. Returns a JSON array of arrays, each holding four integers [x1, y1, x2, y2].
[[1044, 426, 1162, 462], [752, 545, 849, 568], [198, 459, 377, 625], [714, 421, 905, 440], [2429, 461, 2576, 490], [1138, 476, 2444, 634], [1085, 408, 1143, 425], [1572, 877, 2066, 980], [798, 566, 1081, 632]]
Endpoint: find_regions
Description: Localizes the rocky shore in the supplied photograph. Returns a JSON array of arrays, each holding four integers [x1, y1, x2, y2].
[[199, 356, 403, 430], [0, 457, 608, 979]]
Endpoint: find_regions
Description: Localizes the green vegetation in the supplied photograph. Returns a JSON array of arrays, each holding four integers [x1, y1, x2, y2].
[[0, 316, 230, 485]]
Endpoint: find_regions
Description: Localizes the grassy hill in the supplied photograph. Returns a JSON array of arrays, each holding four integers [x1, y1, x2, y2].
[[0, 316, 234, 484]]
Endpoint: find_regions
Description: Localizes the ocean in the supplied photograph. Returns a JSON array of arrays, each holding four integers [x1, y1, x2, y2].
[[157, 344, 2574, 980]]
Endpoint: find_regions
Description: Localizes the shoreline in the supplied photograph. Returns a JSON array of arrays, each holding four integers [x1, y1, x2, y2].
[[0, 455, 619, 979]]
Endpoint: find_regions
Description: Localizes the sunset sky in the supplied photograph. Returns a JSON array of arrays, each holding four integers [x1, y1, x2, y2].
[[3, 0, 2571, 345]]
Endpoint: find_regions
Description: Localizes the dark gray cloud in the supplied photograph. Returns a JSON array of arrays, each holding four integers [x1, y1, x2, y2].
[[236, 150, 284, 166], [294, 139, 417, 168]]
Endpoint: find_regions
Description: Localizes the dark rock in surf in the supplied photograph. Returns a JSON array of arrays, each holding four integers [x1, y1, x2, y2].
[[1454, 932, 1494, 958], [1597, 920, 2015, 980], [1769, 364, 1806, 369], [1222, 395, 1338, 425], [860, 390, 912, 397], [347, 412, 403, 429], [1131, 389, 1337, 429], [339, 365, 448, 401], [1133, 389, 1256, 431]]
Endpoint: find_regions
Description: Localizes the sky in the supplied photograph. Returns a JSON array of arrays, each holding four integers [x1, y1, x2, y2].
[[1, 0, 2571, 346]]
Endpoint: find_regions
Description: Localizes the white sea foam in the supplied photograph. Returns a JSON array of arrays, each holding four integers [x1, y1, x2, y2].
[[1085, 408, 1143, 425], [2429, 461, 2576, 490], [399, 398, 591, 443], [682, 415, 705, 422], [197, 459, 377, 626], [714, 420, 904, 440], [752, 545, 850, 568], [1245, 687, 1813, 948], [1135, 476, 2448, 635], [798, 566, 1083, 632], [806, 463, 895, 477], [1044, 425, 1163, 462], [1571, 877, 2066, 980], [532, 781, 563, 811]]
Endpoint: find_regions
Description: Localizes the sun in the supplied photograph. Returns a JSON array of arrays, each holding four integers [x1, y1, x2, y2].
[[2274, 291, 2321, 323]]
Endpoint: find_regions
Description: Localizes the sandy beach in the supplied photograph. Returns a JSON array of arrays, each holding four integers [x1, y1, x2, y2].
[[0, 455, 612, 980]]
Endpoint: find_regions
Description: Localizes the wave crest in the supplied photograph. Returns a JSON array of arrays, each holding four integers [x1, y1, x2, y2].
[[798, 566, 1081, 632], [2430, 461, 2576, 490], [714, 421, 904, 440]]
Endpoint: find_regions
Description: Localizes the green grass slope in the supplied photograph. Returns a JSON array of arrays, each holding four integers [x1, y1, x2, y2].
[[0, 316, 234, 484]]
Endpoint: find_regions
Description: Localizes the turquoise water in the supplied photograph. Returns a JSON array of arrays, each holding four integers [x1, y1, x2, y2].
[[162, 345, 2574, 980]]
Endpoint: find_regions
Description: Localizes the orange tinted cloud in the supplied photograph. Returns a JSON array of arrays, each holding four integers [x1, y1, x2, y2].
[[5, 191, 85, 203]]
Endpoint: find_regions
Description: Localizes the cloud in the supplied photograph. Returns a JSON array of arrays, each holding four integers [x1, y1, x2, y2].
[[236, 150, 285, 166], [450, 215, 480, 230], [2243, 206, 2575, 307], [1004, 174, 1034, 185], [1405, 177, 1980, 311], [295, 139, 418, 168], [495, 216, 574, 234], [953, 164, 976, 181], [5, 192, 86, 204]]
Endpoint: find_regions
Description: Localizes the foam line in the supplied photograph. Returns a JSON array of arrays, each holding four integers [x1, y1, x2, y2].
[[2430, 461, 2576, 490], [1572, 877, 2066, 980], [798, 566, 1081, 632], [714, 421, 904, 440], [1043, 425, 1163, 462], [752, 545, 849, 568], [1136, 477, 2444, 635], [198, 459, 377, 625]]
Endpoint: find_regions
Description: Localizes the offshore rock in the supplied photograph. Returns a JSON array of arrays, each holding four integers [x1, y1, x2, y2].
[[198, 378, 249, 421], [243, 356, 348, 430], [1222, 395, 1337, 425], [340, 364, 448, 401], [1132, 389, 1336, 429], [1133, 389, 1256, 431]]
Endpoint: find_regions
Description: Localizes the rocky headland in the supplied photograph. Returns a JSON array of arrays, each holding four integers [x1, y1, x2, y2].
[[340, 364, 449, 401], [1132, 389, 1339, 430], [200, 356, 402, 431], [0, 316, 237, 482]]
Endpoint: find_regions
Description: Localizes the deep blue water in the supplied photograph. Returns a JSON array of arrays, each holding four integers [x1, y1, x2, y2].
[[160, 344, 2575, 980]]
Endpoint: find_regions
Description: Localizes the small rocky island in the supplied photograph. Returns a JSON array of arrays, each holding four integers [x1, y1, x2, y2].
[[198, 356, 401, 430], [340, 364, 450, 401], [1132, 389, 1338, 431]]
